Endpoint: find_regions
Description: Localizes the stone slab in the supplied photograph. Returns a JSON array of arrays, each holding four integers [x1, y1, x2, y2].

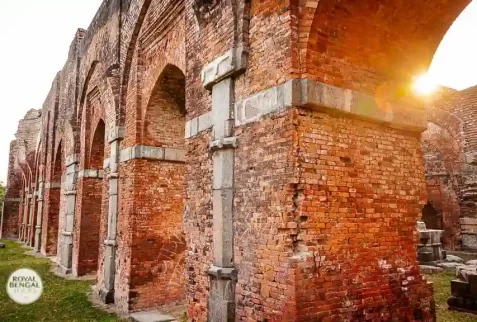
[[446, 255, 465, 263], [419, 265, 443, 275], [436, 262, 466, 270], [128, 310, 176, 322]]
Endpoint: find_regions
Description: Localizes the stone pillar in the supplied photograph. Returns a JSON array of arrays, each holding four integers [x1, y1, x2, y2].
[[27, 190, 36, 246], [202, 63, 242, 320], [21, 190, 30, 242], [34, 181, 45, 252], [99, 127, 123, 304], [17, 193, 24, 240], [59, 155, 79, 274]]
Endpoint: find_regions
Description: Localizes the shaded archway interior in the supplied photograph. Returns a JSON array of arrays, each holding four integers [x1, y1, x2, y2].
[[76, 119, 105, 275], [44, 141, 63, 256], [129, 63, 187, 309]]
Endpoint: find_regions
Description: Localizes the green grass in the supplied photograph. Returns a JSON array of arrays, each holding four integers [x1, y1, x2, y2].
[[0, 240, 122, 322], [429, 271, 477, 322], [1, 239, 475, 321]]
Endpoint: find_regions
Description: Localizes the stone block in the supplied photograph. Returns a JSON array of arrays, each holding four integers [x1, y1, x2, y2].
[[129, 310, 176, 322], [451, 279, 470, 297]]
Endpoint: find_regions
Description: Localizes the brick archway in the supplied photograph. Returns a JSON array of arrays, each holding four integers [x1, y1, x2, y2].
[[42, 141, 63, 256], [304, 0, 471, 95], [73, 119, 106, 276], [116, 63, 187, 312]]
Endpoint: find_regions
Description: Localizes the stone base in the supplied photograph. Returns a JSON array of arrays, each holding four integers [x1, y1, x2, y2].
[[57, 262, 72, 275], [99, 287, 115, 304], [448, 296, 477, 314]]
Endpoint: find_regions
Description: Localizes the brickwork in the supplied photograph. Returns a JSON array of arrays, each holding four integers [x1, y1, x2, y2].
[[7, 1, 477, 321], [420, 87, 477, 250], [0, 141, 21, 239]]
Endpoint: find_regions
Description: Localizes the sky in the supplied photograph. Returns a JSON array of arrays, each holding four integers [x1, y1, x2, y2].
[[0, 0, 102, 183], [0, 1, 476, 184]]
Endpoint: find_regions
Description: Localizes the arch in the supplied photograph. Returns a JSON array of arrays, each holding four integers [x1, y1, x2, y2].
[[120, 0, 154, 125], [304, 0, 470, 95], [89, 119, 106, 169], [142, 64, 186, 147], [422, 203, 442, 231], [42, 140, 63, 256], [73, 118, 106, 276]]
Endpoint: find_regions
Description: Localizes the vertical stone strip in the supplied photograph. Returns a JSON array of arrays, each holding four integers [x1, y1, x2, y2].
[[59, 154, 79, 274], [27, 190, 36, 246], [207, 78, 238, 321], [21, 190, 30, 242], [34, 181, 45, 252], [100, 126, 124, 304]]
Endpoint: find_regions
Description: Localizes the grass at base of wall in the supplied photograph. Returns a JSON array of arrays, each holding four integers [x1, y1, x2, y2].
[[0, 240, 122, 322], [429, 271, 477, 322], [2, 239, 476, 321]]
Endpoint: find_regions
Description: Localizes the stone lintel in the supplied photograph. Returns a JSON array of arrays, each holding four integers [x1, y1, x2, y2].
[[201, 46, 248, 89], [65, 190, 77, 196], [62, 231, 73, 237], [4, 198, 21, 202], [65, 154, 80, 167], [119, 146, 186, 163], [185, 112, 212, 139], [234, 78, 427, 132], [210, 137, 238, 151], [107, 126, 125, 143], [208, 265, 237, 280], [78, 169, 104, 179], [37, 198, 44, 202]]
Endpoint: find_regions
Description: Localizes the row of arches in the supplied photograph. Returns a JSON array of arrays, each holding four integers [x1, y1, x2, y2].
[[19, 62, 187, 311]]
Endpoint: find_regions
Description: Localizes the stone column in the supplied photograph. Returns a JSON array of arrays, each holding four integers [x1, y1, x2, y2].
[[200, 47, 247, 320], [27, 190, 36, 246], [99, 127, 123, 304], [58, 154, 79, 274], [21, 190, 30, 242], [34, 181, 45, 252]]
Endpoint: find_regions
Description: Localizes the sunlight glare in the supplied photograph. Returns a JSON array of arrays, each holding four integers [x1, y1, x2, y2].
[[413, 73, 437, 96]]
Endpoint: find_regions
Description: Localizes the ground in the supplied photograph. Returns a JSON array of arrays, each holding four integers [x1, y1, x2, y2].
[[0, 240, 122, 322], [428, 271, 477, 322], [0, 239, 475, 322]]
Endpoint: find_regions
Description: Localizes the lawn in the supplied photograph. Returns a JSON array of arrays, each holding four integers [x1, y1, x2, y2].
[[0, 240, 122, 322], [428, 271, 477, 322]]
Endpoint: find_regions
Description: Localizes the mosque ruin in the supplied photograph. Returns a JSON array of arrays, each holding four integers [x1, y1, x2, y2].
[[1, 0, 476, 321]]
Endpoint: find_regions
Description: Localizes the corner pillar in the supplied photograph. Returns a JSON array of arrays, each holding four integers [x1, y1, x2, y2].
[[27, 189, 36, 247], [21, 190, 31, 242], [99, 126, 124, 304], [58, 154, 79, 274], [201, 47, 246, 320], [34, 181, 45, 252]]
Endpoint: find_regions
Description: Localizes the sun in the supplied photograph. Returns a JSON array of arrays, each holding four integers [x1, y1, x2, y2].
[[413, 73, 437, 96]]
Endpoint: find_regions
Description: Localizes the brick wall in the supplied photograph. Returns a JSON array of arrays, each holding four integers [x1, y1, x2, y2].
[[0, 141, 21, 239], [9, 1, 476, 320]]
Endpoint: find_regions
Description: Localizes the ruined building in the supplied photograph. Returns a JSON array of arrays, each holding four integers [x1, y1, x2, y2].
[[423, 86, 477, 251], [0, 1, 474, 321]]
